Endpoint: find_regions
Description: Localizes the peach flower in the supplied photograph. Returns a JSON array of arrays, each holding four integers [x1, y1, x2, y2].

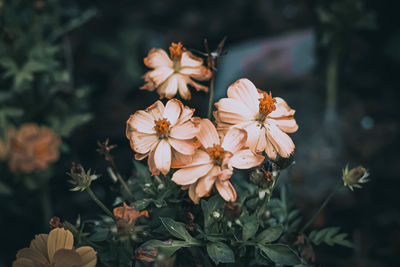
[[214, 78, 298, 160], [126, 99, 199, 175], [8, 124, 60, 172], [172, 119, 264, 203], [13, 228, 96, 267], [141, 42, 212, 100]]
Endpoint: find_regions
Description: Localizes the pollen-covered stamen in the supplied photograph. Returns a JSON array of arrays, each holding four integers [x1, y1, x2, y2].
[[154, 118, 171, 138], [206, 144, 226, 165], [258, 91, 277, 120], [169, 42, 184, 61]]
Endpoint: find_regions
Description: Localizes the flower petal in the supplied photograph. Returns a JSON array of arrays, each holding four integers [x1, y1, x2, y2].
[[268, 97, 296, 118], [177, 74, 191, 100], [172, 163, 213, 185], [52, 249, 81, 267], [126, 111, 156, 135], [244, 123, 266, 153], [15, 248, 48, 265], [229, 149, 264, 169], [180, 66, 212, 81], [180, 51, 203, 68], [75, 246, 97, 267], [47, 228, 74, 263], [142, 67, 174, 91], [215, 98, 254, 122], [168, 138, 196, 155], [215, 180, 237, 202], [163, 98, 182, 126], [221, 128, 246, 154], [227, 78, 260, 115], [188, 183, 200, 204], [171, 150, 193, 168], [266, 123, 295, 158], [144, 48, 173, 69], [29, 234, 49, 260], [161, 74, 179, 99], [176, 105, 195, 125], [129, 131, 159, 154], [269, 118, 298, 133], [12, 258, 37, 267], [170, 121, 198, 139], [196, 119, 220, 148], [187, 78, 209, 92], [147, 148, 160, 176], [146, 100, 165, 121], [195, 170, 217, 198], [154, 140, 171, 175], [180, 150, 212, 168], [265, 138, 277, 160]]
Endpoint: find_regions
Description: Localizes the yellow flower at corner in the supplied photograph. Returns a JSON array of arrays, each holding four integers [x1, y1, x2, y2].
[[172, 119, 264, 203], [13, 228, 97, 267], [141, 42, 212, 100], [214, 78, 298, 160]]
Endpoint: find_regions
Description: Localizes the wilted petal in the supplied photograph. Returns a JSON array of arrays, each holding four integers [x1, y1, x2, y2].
[[15, 248, 48, 266], [177, 74, 191, 100], [148, 148, 160, 176], [229, 149, 264, 169], [215, 180, 237, 202], [144, 48, 173, 69], [168, 138, 195, 155], [188, 183, 200, 204], [180, 66, 212, 81], [196, 119, 220, 148], [266, 123, 295, 158], [227, 78, 260, 115], [215, 98, 254, 121], [76, 246, 97, 267], [170, 121, 198, 139], [172, 163, 213, 185], [265, 138, 277, 160], [161, 74, 179, 99], [163, 99, 182, 125], [269, 118, 298, 133], [29, 234, 48, 260], [130, 132, 159, 154], [244, 123, 266, 153], [195, 166, 219, 198], [142, 67, 174, 90], [187, 78, 209, 92], [221, 128, 246, 154], [47, 228, 74, 263], [126, 111, 156, 135], [268, 97, 296, 118], [154, 140, 171, 175]]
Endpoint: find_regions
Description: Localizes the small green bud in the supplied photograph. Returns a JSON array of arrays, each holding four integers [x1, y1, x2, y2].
[[342, 165, 370, 191], [67, 162, 100, 191]]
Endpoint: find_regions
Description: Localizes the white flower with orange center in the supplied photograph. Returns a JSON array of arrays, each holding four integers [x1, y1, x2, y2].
[[214, 78, 298, 160], [172, 119, 264, 203], [141, 42, 212, 100], [126, 99, 199, 175]]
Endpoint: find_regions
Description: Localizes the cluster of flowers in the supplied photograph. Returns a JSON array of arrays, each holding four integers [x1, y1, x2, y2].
[[0, 124, 60, 173], [126, 42, 298, 203]]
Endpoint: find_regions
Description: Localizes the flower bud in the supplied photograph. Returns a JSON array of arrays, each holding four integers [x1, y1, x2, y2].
[[342, 165, 370, 191], [67, 162, 100, 191]]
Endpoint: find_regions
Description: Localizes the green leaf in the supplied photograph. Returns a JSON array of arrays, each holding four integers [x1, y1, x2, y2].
[[206, 242, 235, 264], [309, 227, 353, 248], [258, 244, 301, 265], [87, 228, 110, 242], [241, 215, 259, 241], [256, 225, 283, 244], [140, 239, 189, 257], [160, 217, 195, 242], [133, 161, 151, 180], [201, 194, 224, 234]]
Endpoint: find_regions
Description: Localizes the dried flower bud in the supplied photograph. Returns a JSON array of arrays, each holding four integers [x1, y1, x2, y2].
[[67, 162, 100, 191], [342, 165, 370, 191], [135, 247, 158, 262], [49, 216, 62, 229], [224, 202, 242, 220], [113, 202, 149, 232]]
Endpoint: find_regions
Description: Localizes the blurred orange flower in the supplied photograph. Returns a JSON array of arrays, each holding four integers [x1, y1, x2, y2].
[[141, 42, 212, 100], [172, 119, 264, 203], [113, 202, 149, 231], [8, 124, 60, 172], [13, 228, 97, 267], [126, 99, 199, 175], [214, 78, 298, 160]]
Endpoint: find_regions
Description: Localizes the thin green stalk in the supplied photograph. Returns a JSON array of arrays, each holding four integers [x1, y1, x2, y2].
[[86, 186, 114, 218], [207, 74, 216, 119], [300, 181, 342, 233]]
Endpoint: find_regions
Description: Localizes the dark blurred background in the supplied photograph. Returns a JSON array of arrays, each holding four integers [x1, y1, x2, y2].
[[1, 0, 399, 266]]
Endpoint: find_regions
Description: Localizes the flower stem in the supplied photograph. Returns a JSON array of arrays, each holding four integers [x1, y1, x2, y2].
[[300, 181, 342, 233], [207, 73, 216, 119], [86, 186, 114, 218]]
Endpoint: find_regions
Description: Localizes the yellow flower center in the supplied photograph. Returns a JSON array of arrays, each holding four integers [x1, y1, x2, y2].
[[169, 42, 183, 61], [258, 91, 276, 121], [154, 118, 171, 138], [207, 144, 226, 165]]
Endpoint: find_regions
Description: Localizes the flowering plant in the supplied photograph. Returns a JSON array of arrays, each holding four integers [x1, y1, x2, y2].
[[13, 40, 369, 266]]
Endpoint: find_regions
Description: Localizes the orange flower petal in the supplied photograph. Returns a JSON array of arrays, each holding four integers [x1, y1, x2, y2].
[[168, 138, 196, 155], [229, 149, 264, 169], [221, 128, 247, 154], [215, 179, 237, 202], [172, 163, 214, 185], [144, 48, 173, 69], [266, 123, 295, 158], [196, 119, 220, 149], [154, 140, 171, 175], [227, 78, 260, 115], [163, 99, 182, 126]]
